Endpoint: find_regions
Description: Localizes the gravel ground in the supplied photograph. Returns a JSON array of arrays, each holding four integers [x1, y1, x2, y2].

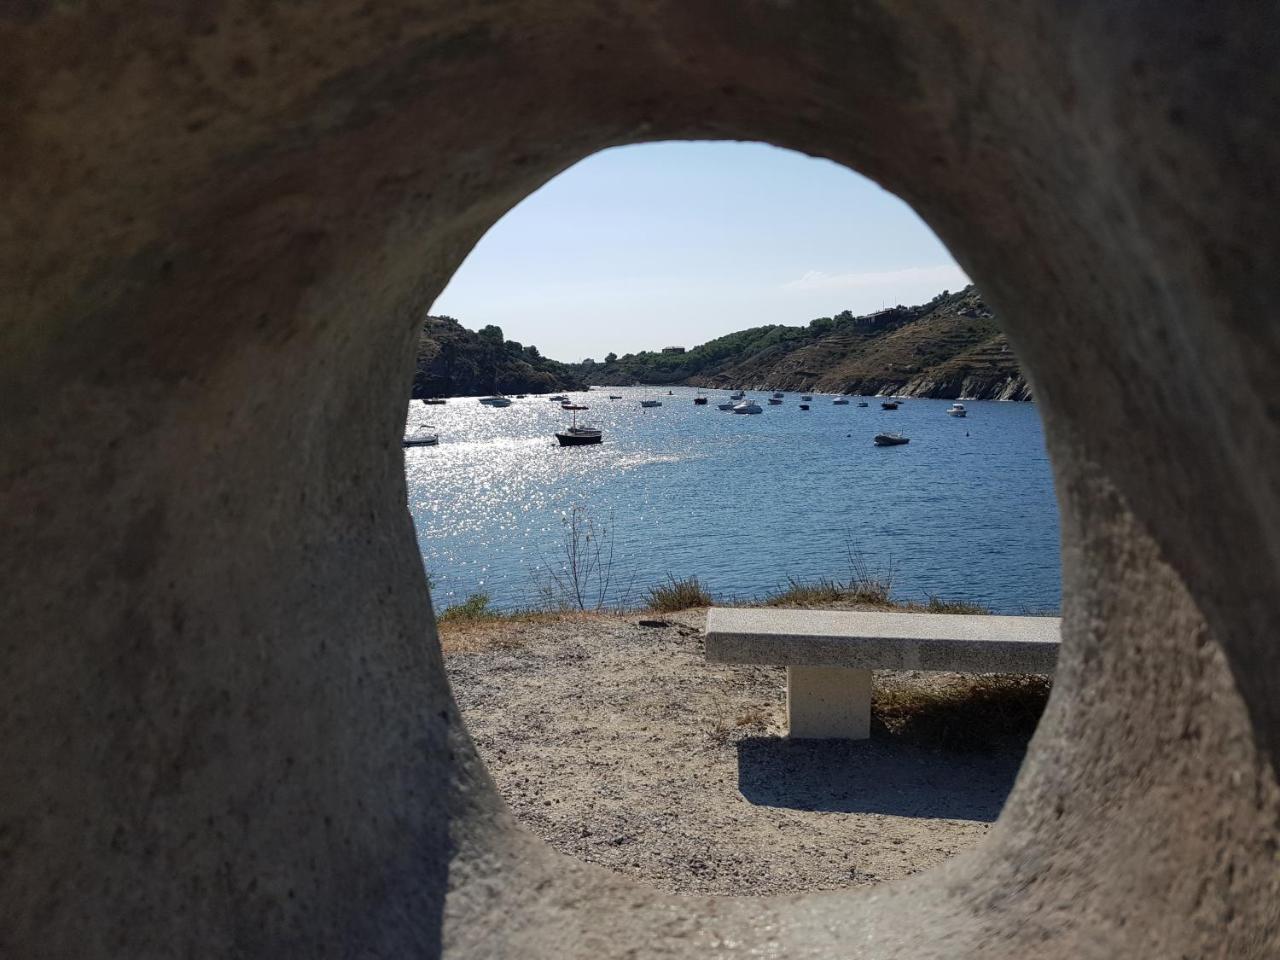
[[442, 609, 1044, 896]]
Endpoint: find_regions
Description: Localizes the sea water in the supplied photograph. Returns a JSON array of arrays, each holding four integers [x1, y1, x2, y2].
[[404, 387, 1060, 614]]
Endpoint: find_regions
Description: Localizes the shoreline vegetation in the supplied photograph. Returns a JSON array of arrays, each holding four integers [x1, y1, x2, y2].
[[435, 574, 995, 626], [412, 285, 1032, 402]]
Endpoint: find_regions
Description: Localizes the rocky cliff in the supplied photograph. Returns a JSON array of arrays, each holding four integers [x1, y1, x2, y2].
[[411, 316, 585, 398], [579, 287, 1031, 400]]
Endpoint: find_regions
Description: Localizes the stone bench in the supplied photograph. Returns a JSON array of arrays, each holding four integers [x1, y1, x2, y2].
[[704, 607, 1061, 740]]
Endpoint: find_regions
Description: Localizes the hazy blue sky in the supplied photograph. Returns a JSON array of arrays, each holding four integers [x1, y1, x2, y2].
[[431, 141, 968, 362]]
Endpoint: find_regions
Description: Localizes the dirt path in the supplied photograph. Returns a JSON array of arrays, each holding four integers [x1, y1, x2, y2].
[[442, 609, 1046, 896]]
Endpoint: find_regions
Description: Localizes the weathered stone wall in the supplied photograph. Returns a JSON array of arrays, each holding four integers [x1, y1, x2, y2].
[[2, 2, 1276, 957]]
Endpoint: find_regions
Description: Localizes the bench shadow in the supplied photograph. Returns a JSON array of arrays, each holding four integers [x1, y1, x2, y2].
[[735, 736, 1025, 822]]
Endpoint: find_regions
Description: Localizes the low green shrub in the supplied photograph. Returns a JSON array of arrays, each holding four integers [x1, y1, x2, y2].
[[437, 592, 493, 623]]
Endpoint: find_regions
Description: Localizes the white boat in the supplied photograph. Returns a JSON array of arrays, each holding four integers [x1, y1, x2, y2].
[[479, 395, 512, 407], [402, 425, 439, 447], [946, 402, 968, 417], [640, 399, 662, 408], [733, 400, 763, 414], [833, 397, 850, 405], [548, 394, 570, 402], [717, 401, 736, 410]]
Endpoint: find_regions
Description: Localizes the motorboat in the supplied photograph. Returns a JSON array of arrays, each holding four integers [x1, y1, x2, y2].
[[421, 398, 446, 405], [730, 390, 746, 400], [548, 394, 570, 402], [857, 401, 869, 407], [767, 397, 783, 405], [799, 404, 810, 410], [402, 425, 439, 447], [640, 399, 662, 408], [874, 432, 910, 446], [516, 394, 527, 399], [479, 395, 512, 407], [733, 400, 763, 414], [561, 402, 588, 411], [801, 395, 813, 401], [833, 397, 850, 405], [881, 400, 900, 410], [946, 402, 968, 417], [556, 409, 603, 446], [694, 394, 708, 405], [772, 391, 784, 399], [608, 394, 622, 400], [717, 402, 736, 411]]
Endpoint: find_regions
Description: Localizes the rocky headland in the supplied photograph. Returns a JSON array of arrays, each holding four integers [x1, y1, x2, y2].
[[411, 316, 586, 398]]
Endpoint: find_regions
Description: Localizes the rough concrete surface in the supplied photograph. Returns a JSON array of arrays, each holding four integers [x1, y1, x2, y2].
[[2, 2, 1278, 959], [706, 608, 1061, 672]]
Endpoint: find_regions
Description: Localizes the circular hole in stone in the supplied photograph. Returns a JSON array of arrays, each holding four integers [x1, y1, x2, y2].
[[406, 142, 1060, 895]]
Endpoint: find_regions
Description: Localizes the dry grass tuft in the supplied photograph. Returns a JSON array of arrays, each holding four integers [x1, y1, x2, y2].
[[647, 575, 713, 612], [764, 576, 893, 608]]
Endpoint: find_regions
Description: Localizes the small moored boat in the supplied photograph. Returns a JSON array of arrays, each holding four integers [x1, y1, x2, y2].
[[608, 394, 623, 400], [801, 395, 813, 401], [640, 399, 662, 408], [772, 391, 784, 399], [768, 397, 783, 405], [556, 409, 603, 446], [479, 395, 512, 407], [799, 404, 810, 410], [561, 402, 588, 411], [874, 432, 910, 446], [881, 400, 900, 410], [833, 397, 850, 405], [733, 400, 763, 415], [421, 398, 446, 405], [694, 394, 708, 405], [946, 402, 968, 417], [717, 401, 736, 410], [402, 425, 440, 447], [857, 401, 869, 407], [730, 390, 746, 400]]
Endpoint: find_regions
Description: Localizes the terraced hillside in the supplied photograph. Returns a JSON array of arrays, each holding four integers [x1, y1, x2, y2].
[[579, 287, 1030, 400]]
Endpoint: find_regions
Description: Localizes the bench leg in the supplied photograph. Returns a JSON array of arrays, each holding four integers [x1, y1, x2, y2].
[[786, 666, 872, 740]]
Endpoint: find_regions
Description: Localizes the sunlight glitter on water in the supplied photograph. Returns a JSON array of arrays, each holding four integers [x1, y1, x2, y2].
[[404, 387, 1061, 614]]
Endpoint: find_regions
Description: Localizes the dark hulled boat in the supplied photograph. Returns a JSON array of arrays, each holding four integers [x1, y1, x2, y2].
[[556, 408, 603, 446]]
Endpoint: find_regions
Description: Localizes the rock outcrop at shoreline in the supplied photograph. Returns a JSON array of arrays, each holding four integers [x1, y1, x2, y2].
[[579, 287, 1032, 400], [411, 316, 585, 398]]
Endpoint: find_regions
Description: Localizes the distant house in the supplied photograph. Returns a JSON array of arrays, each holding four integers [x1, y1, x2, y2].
[[661, 346, 686, 354]]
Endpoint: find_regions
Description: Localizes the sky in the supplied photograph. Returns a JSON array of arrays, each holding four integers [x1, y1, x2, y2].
[[430, 141, 969, 362]]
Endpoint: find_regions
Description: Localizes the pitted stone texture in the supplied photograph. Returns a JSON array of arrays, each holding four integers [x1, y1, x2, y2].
[[2, 2, 1278, 959], [706, 608, 1060, 673]]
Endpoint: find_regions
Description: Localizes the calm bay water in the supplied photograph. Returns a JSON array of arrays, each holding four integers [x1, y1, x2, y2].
[[404, 387, 1061, 614]]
